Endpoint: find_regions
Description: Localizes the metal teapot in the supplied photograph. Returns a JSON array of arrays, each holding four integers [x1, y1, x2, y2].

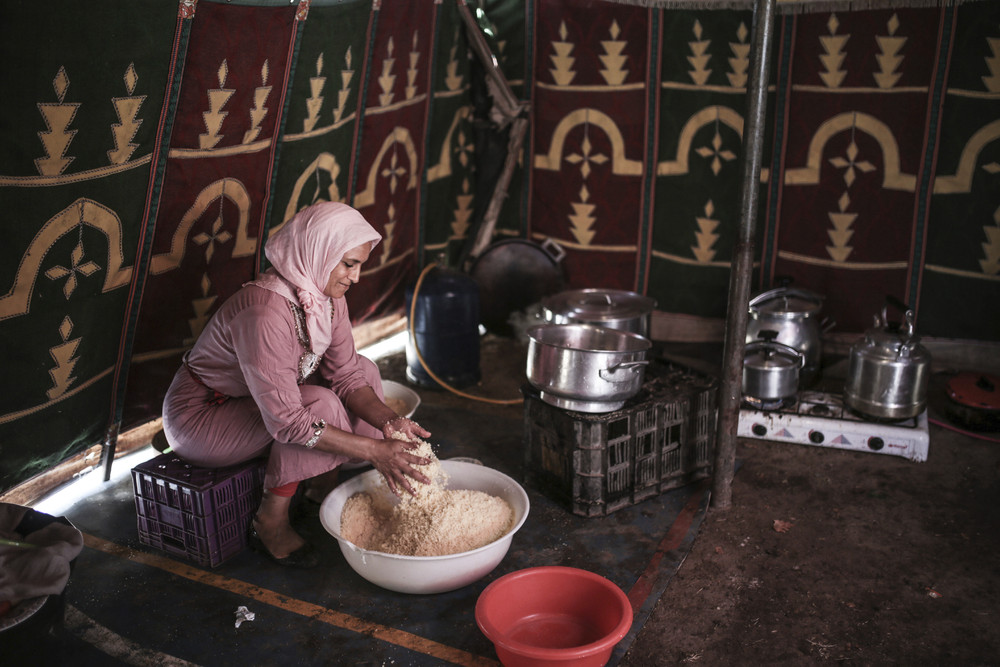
[[843, 298, 931, 420]]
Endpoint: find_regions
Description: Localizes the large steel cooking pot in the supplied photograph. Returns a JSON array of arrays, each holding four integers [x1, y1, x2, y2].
[[844, 300, 931, 420], [526, 324, 651, 413], [742, 338, 804, 402], [541, 289, 656, 338], [746, 287, 826, 387]]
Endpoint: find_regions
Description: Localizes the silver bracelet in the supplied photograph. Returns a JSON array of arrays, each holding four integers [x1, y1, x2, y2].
[[305, 419, 325, 448]]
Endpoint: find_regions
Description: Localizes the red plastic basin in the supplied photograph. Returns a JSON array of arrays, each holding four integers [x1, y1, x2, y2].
[[475, 566, 633, 667]]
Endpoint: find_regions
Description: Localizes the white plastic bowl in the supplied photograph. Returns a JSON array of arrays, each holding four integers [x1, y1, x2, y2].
[[319, 460, 530, 594], [382, 379, 420, 418]]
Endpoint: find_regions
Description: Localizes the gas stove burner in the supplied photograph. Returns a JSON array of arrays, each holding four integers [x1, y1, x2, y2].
[[805, 402, 833, 417], [737, 389, 929, 461], [742, 394, 796, 412]]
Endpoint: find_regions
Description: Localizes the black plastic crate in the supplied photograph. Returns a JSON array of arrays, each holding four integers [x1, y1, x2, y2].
[[523, 362, 717, 517], [131, 453, 264, 567]]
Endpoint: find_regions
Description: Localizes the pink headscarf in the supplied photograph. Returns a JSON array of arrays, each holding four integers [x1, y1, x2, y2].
[[250, 202, 381, 354]]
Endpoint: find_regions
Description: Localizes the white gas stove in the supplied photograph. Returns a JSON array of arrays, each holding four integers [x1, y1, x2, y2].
[[737, 390, 929, 462]]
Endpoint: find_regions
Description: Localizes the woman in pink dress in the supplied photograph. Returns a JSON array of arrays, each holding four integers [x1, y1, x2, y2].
[[161, 202, 431, 568]]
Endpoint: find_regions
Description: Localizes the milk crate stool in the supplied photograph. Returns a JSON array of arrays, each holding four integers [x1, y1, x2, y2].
[[131, 453, 265, 567], [523, 362, 718, 517]]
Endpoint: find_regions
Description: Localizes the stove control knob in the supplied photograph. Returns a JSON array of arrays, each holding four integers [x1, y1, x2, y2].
[[752, 423, 767, 437], [868, 436, 885, 451], [808, 430, 824, 444]]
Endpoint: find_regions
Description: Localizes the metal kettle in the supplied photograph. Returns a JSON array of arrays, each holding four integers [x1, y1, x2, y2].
[[844, 298, 931, 420]]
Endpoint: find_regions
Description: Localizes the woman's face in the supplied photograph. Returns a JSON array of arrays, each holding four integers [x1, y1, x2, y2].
[[324, 242, 372, 298]]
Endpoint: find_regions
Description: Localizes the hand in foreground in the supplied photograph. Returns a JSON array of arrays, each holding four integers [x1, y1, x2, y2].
[[381, 416, 431, 442], [369, 435, 432, 497]]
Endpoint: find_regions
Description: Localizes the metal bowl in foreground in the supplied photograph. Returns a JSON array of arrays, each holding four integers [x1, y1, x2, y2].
[[319, 460, 530, 594]]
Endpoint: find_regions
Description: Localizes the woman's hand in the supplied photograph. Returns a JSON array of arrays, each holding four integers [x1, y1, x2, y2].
[[381, 416, 431, 442], [368, 435, 432, 496]]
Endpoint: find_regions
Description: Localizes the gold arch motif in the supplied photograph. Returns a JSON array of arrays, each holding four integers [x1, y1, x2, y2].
[[353, 126, 420, 209], [933, 119, 1000, 194], [150, 178, 256, 274], [784, 111, 916, 191], [656, 106, 744, 176], [279, 152, 344, 232], [533, 108, 643, 175], [426, 105, 473, 182], [0, 199, 132, 321]]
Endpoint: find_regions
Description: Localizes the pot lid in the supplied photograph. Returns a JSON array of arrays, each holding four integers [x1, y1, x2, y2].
[[946, 372, 1000, 411], [748, 287, 823, 319], [542, 289, 656, 322]]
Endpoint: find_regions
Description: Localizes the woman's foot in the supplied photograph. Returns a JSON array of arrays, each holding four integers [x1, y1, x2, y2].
[[250, 490, 320, 568], [251, 515, 306, 559], [248, 525, 319, 569]]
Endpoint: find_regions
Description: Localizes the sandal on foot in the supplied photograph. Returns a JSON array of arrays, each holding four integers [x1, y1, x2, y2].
[[248, 526, 320, 569]]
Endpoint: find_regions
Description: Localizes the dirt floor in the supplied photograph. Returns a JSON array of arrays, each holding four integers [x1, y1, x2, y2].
[[389, 333, 1000, 666], [618, 372, 1000, 666]]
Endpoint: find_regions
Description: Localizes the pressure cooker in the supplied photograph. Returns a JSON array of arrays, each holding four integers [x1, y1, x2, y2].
[[843, 299, 931, 420], [746, 286, 826, 387], [742, 333, 805, 403]]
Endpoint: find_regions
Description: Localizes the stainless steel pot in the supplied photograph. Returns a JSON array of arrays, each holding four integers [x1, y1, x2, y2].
[[541, 289, 656, 338], [742, 339, 804, 402], [844, 301, 931, 420], [746, 287, 826, 386], [526, 324, 652, 413]]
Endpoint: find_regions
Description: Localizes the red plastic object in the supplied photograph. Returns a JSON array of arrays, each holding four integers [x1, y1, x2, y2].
[[475, 566, 633, 667]]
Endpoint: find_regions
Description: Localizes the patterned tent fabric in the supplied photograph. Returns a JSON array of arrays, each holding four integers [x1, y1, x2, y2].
[[1, 0, 998, 491]]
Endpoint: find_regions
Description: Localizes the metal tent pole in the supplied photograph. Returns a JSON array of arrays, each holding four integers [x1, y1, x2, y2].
[[711, 0, 777, 510]]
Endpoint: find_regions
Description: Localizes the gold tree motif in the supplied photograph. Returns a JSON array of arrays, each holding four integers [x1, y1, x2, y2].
[[687, 20, 711, 86], [47, 316, 80, 400], [550, 22, 576, 86], [200, 61, 234, 150], [36, 67, 79, 176], [108, 63, 145, 165], [244, 60, 271, 144], [727, 23, 750, 88], [819, 14, 848, 88], [691, 200, 720, 263], [874, 14, 906, 89], [599, 20, 628, 86]]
